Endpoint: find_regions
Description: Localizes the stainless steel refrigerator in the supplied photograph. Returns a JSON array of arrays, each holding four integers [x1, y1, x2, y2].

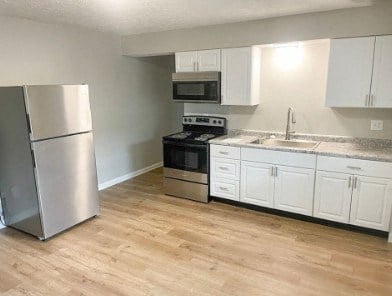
[[0, 85, 99, 240]]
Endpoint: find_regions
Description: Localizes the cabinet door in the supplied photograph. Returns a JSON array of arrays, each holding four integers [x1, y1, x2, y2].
[[326, 37, 375, 107], [350, 176, 392, 231], [175, 51, 198, 72], [371, 35, 392, 108], [240, 161, 274, 208], [313, 171, 353, 223], [221, 47, 251, 105], [211, 157, 240, 181], [210, 177, 240, 201], [197, 49, 221, 71], [274, 165, 315, 216]]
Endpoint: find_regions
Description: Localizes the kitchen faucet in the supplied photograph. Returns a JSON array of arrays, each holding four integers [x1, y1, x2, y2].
[[285, 107, 296, 140]]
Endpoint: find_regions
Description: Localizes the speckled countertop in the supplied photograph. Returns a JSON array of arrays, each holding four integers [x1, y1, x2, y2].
[[209, 130, 392, 163]]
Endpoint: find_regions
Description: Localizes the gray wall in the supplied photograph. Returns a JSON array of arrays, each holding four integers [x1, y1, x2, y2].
[[184, 40, 392, 139], [0, 16, 183, 185], [121, 0, 392, 139], [122, 0, 392, 56]]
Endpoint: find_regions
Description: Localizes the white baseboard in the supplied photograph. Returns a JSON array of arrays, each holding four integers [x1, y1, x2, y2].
[[0, 223, 5, 229], [98, 162, 163, 191], [389, 232, 392, 243]]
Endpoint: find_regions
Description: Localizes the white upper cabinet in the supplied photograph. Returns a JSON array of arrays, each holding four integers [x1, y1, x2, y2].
[[175, 49, 220, 72], [350, 176, 392, 231], [326, 37, 375, 108], [313, 171, 353, 223], [175, 51, 198, 72], [197, 49, 221, 72], [371, 35, 392, 108], [221, 47, 261, 106], [326, 35, 392, 108]]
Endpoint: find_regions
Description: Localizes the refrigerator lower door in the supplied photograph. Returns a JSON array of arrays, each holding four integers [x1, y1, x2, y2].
[[24, 85, 93, 141], [32, 132, 99, 239]]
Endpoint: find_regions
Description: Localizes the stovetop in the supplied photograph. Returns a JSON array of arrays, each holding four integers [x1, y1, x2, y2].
[[162, 115, 227, 144], [163, 131, 221, 143]]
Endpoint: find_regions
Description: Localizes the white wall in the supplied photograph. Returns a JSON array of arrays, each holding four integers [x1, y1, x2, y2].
[[0, 16, 183, 187], [122, 0, 392, 56], [185, 40, 392, 139]]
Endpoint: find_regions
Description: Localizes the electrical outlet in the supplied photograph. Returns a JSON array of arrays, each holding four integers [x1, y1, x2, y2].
[[370, 120, 383, 131]]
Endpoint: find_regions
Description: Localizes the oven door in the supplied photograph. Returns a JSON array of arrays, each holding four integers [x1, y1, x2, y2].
[[163, 141, 208, 174]]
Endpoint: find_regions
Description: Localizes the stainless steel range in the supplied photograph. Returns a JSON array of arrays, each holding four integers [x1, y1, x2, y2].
[[162, 116, 227, 203]]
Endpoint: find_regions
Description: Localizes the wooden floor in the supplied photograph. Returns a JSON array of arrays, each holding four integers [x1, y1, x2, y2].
[[0, 168, 391, 296]]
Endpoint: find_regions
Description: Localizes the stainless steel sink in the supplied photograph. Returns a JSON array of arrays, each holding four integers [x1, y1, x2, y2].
[[250, 138, 320, 149]]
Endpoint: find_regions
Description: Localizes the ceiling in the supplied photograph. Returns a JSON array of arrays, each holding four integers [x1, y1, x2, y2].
[[0, 0, 374, 35]]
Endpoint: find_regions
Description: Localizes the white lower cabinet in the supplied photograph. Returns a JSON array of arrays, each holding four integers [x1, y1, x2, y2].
[[210, 146, 241, 201], [274, 165, 315, 216], [350, 176, 392, 231], [211, 178, 240, 201], [313, 171, 352, 223], [211, 145, 392, 236], [240, 161, 274, 208], [314, 156, 392, 232], [240, 162, 315, 216], [239, 148, 316, 216], [211, 157, 240, 180]]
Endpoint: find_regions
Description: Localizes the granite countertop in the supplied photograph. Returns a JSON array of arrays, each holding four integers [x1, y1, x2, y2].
[[209, 131, 392, 163]]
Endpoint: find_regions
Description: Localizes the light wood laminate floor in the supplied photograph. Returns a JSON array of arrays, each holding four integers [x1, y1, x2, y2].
[[0, 168, 391, 295]]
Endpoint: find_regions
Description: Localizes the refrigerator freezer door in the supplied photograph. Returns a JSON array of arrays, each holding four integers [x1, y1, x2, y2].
[[32, 132, 99, 239], [24, 85, 93, 141]]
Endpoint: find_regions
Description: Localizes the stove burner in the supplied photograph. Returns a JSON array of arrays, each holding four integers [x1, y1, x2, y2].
[[170, 132, 192, 139], [194, 133, 216, 141]]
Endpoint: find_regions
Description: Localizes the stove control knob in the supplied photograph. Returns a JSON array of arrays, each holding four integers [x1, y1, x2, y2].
[[213, 120, 217, 124], [218, 120, 222, 125]]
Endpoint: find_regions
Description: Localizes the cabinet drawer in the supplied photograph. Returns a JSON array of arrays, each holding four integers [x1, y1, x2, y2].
[[210, 144, 240, 159], [210, 178, 240, 201], [317, 156, 392, 178], [241, 148, 316, 169], [211, 157, 240, 180]]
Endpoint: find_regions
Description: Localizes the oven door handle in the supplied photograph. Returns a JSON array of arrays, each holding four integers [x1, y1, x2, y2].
[[163, 141, 207, 149]]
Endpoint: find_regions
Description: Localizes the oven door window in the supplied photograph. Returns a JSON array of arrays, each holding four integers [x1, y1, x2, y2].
[[163, 142, 207, 173], [173, 81, 220, 103]]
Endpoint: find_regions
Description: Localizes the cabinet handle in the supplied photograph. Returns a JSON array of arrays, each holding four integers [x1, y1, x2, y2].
[[365, 94, 369, 107], [219, 151, 228, 155], [270, 167, 274, 176], [193, 62, 196, 72], [274, 167, 278, 177], [219, 186, 228, 191], [347, 166, 361, 171], [348, 176, 352, 188], [370, 94, 375, 107], [197, 62, 199, 72], [219, 166, 228, 171], [353, 176, 358, 189]]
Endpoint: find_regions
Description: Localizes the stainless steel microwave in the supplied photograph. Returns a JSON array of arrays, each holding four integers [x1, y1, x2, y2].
[[172, 72, 221, 103]]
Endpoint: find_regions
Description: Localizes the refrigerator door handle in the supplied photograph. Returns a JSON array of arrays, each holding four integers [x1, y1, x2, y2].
[[30, 149, 36, 168], [25, 113, 32, 134], [0, 192, 6, 225]]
